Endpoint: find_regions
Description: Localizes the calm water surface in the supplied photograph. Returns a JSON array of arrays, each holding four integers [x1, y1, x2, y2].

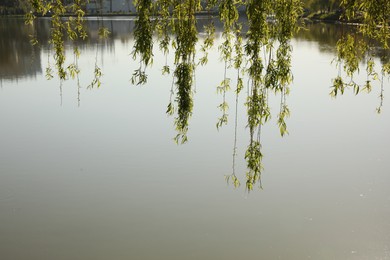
[[0, 18, 390, 260]]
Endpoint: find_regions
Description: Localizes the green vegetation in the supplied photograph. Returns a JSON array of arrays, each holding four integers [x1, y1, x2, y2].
[[332, 0, 390, 115], [12, 0, 390, 190]]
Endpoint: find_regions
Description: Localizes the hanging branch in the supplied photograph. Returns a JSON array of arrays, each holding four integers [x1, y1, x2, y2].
[[333, 0, 390, 97], [26, 0, 88, 81], [131, 0, 154, 85], [168, 0, 200, 144], [155, 0, 173, 75]]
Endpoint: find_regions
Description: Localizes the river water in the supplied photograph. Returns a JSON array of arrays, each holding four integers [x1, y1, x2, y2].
[[0, 17, 389, 260]]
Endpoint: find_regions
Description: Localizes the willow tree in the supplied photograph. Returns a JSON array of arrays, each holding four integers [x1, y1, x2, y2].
[[24, 0, 389, 190], [332, 0, 390, 114]]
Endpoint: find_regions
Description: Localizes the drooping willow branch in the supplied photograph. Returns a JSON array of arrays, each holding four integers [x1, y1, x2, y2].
[[26, 0, 87, 81], [131, 0, 154, 85], [332, 0, 390, 103], [169, 0, 200, 144], [24, 0, 311, 191], [216, 0, 240, 129], [241, 0, 302, 191]]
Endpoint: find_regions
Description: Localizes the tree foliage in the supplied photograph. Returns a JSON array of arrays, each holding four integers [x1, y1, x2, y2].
[[22, 0, 389, 190], [331, 0, 390, 105]]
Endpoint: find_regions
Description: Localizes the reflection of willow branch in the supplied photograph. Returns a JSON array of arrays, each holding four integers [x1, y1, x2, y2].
[[166, 73, 176, 116], [226, 21, 244, 187], [225, 68, 242, 188], [256, 122, 263, 190], [77, 70, 81, 107], [232, 75, 239, 175], [88, 12, 108, 89], [65, 47, 82, 102], [193, 55, 197, 93], [45, 51, 54, 80], [278, 87, 290, 136], [59, 80, 63, 106], [88, 46, 103, 89], [377, 72, 385, 114], [216, 62, 229, 129], [276, 42, 292, 136], [217, 0, 239, 129], [67, 48, 81, 80], [73, 48, 81, 106], [51, 2, 67, 80], [29, 34, 37, 70]]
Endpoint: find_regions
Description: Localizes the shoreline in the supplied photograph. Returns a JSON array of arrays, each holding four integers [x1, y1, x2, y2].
[[0, 11, 364, 26]]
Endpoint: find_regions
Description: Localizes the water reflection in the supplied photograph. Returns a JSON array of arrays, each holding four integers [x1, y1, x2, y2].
[[0, 18, 41, 81], [1, 17, 390, 260], [295, 22, 390, 62], [1, 19, 388, 185], [3, 17, 390, 82], [0, 18, 129, 82], [295, 22, 349, 53], [0, 18, 343, 83]]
